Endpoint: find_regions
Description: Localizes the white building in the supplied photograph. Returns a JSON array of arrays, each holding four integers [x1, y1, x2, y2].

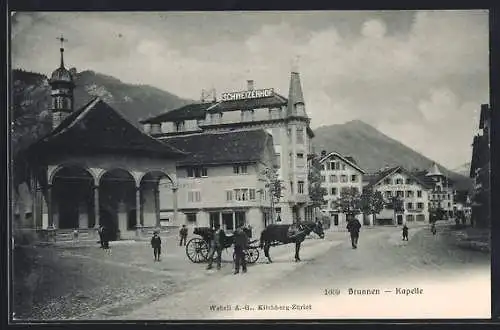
[[363, 166, 431, 225], [142, 72, 315, 225], [319, 151, 366, 229], [158, 129, 276, 236], [413, 163, 456, 220]]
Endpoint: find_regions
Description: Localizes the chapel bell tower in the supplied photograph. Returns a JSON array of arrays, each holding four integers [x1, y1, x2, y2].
[[49, 34, 75, 129]]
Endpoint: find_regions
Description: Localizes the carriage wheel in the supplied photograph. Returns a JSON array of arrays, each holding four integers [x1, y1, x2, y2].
[[186, 238, 209, 263], [232, 249, 260, 264], [245, 248, 259, 264]]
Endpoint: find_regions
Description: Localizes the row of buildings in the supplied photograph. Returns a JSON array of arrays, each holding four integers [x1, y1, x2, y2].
[[15, 41, 473, 242], [16, 42, 316, 240], [318, 151, 457, 228]]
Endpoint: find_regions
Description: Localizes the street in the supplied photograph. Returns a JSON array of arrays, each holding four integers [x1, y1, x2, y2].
[[13, 223, 490, 321]]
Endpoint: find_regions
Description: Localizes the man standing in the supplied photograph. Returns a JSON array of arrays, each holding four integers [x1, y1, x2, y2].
[[206, 224, 224, 270], [179, 225, 188, 246], [402, 224, 409, 241], [346, 216, 362, 249], [151, 231, 162, 262], [233, 225, 249, 274]]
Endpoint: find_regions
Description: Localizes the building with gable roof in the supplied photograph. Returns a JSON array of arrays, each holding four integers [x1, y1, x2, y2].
[[318, 150, 366, 229], [21, 41, 187, 241], [363, 166, 431, 225], [142, 74, 316, 225], [157, 129, 276, 235], [412, 163, 455, 221]]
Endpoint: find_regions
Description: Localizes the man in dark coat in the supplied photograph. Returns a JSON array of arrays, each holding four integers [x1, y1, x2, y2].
[[179, 225, 188, 246], [151, 232, 162, 261], [97, 225, 104, 248], [207, 224, 225, 270], [402, 224, 409, 241], [233, 225, 249, 274], [346, 216, 362, 249]]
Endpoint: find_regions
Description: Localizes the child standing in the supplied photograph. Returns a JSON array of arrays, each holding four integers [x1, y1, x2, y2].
[[402, 224, 409, 241], [151, 232, 162, 261]]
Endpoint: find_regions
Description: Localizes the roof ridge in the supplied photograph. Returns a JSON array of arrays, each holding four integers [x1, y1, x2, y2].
[[49, 97, 101, 139]]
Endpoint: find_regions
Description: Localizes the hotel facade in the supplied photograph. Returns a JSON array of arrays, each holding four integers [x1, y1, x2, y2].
[[363, 166, 431, 225], [142, 73, 316, 227]]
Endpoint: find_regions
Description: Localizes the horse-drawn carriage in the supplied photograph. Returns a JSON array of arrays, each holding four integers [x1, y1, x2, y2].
[[185, 227, 260, 264]]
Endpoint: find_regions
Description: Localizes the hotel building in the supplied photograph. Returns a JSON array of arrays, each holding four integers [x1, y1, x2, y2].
[[363, 166, 431, 225], [141, 72, 315, 226]]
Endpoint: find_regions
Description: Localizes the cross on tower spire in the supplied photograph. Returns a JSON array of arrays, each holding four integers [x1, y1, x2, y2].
[[57, 34, 68, 68]]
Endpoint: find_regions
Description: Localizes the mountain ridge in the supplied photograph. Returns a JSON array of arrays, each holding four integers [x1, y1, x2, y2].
[[11, 68, 473, 193]]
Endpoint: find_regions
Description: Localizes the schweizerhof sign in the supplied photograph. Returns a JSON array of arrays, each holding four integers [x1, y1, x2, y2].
[[220, 88, 274, 101]]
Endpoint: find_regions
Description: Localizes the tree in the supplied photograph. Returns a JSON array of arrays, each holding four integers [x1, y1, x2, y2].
[[308, 154, 327, 209], [333, 187, 362, 219], [359, 188, 385, 224], [260, 167, 285, 223]]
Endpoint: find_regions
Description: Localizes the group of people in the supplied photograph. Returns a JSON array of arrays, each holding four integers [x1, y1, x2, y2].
[[150, 224, 250, 274], [206, 224, 249, 274]]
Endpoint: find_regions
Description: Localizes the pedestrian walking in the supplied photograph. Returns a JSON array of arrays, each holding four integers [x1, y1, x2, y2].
[[101, 226, 111, 254], [151, 231, 162, 261], [402, 224, 409, 241], [233, 225, 249, 274], [206, 224, 224, 270], [179, 225, 188, 246], [431, 222, 437, 235], [346, 216, 361, 249], [97, 224, 104, 248]]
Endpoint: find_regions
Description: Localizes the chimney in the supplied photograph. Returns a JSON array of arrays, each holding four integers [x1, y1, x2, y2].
[[247, 80, 254, 91], [321, 150, 327, 157]]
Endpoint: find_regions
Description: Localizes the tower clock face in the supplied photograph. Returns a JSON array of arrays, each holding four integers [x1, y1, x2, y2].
[[296, 104, 305, 114]]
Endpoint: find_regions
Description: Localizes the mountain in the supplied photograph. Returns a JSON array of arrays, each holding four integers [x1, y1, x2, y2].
[[11, 68, 193, 157], [452, 162, 471, 177], [312, 120, 473, 192]]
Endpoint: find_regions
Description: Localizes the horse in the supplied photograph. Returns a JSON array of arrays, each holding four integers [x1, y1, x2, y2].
[[259, 221, 325, 263]]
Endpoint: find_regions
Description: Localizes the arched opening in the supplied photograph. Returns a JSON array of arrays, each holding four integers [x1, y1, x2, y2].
[[140, 171, 172, 228], [52, 166, 95, 229], [99, 169, 136, 241]]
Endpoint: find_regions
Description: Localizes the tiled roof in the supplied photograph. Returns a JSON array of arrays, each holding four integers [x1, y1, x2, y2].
[[140, 102, 214, 124], [287, 72, 305, 117], [160, 129, 272, 166], [319, 151, 366, 174], [27, 98, 188, 158], [365, 166, 432, 189], [209, 93, 288, 113], [426, 163, 444, 176]]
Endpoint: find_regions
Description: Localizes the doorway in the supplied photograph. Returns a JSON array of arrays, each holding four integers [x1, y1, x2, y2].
[[397, 214, 403, 225], [333, 214, 339, 226]]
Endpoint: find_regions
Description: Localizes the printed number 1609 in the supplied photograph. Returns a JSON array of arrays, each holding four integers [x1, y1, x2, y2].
[[324, 289, 341, 296]]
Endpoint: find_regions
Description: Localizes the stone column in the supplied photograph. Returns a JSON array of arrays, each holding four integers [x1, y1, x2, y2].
[[155, 186, 161, 228], [93, 185, 100, 228], [47, 184, 53, 227], [136, 186, 142, 237], [172, 186, 178, 226]]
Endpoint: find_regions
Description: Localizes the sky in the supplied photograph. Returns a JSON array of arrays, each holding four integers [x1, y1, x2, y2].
[[11, 10, 489, 169]]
